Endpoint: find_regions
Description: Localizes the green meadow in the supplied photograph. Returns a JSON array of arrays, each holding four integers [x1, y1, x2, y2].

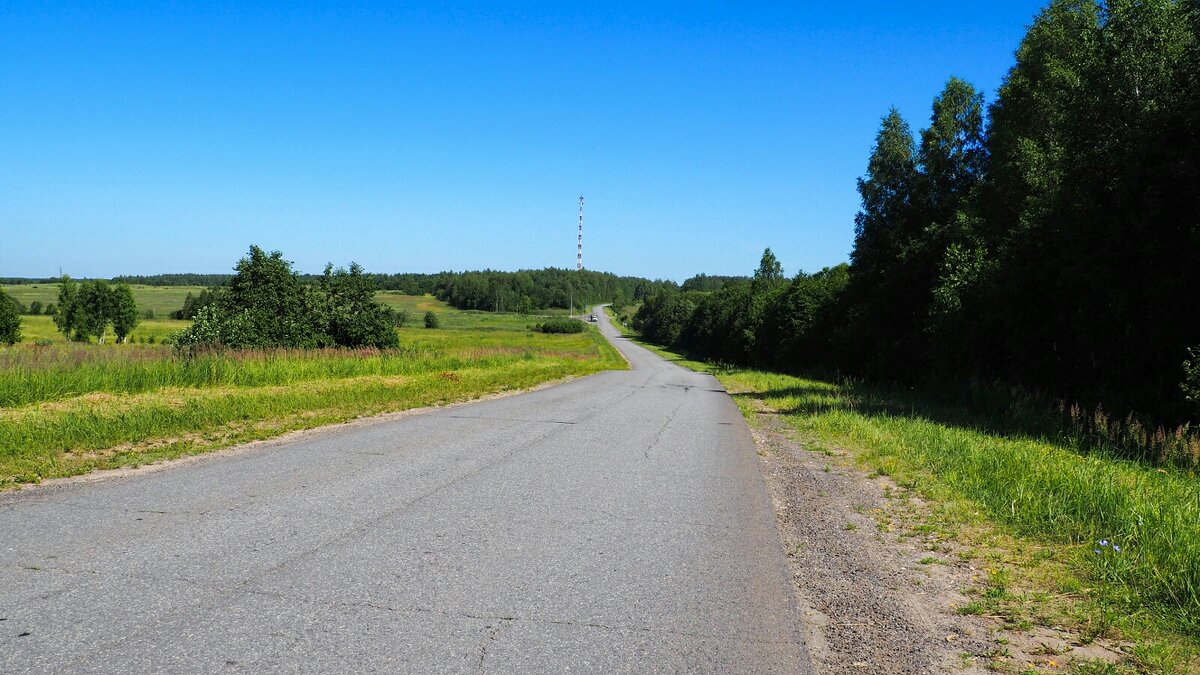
[[2, 283, 206, 317], [375, 291, 571, 329], [0, 296, 622, 488], [19, 315, 189, 344]]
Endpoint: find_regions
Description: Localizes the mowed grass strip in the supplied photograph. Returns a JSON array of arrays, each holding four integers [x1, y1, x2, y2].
[[719, 370, 1200, 642], [0, 322, 623, 488]]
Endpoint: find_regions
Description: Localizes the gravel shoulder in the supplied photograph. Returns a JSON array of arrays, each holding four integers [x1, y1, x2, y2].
[[746, 399, 994, 674]]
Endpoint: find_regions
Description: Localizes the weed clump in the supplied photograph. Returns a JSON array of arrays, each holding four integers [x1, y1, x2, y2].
[[535, 319, 584, 334]]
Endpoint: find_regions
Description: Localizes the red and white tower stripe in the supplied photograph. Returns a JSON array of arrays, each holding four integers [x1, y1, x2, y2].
[[576, 195, 584, 271]]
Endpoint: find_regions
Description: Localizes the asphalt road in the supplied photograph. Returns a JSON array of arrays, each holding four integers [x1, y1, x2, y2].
[[0, 308, 810, 673]]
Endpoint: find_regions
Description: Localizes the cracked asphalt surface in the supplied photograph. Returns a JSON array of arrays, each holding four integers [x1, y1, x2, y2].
[[0, 308, 810, 673]]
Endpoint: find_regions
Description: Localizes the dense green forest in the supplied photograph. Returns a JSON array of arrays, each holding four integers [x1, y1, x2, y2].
[[433, 268, 675, 313], [55, 268, 680, 316], [636, 0, 1200, 434]]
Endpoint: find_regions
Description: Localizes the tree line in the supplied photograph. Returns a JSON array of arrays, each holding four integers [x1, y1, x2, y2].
[[636, 0, 1200, 425], [85, 268, 682, 317], [2, 298, 57, 316], [434, 268, 676, 314], [0, 281, 140, 344], [53, 279, 141, 343]]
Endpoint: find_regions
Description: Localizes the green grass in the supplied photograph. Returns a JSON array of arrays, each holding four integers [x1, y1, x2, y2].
[[2, 284, 207, 317], [603, 306, 637, 337], [19, 315, 189, 344], [0, 311, 625, 488], [377, 292, 571, 329], [618, 322, 1199, 669], [717, 370, 1200, 667], [1, 327, 613, 408], [13, 293, 566, 345]]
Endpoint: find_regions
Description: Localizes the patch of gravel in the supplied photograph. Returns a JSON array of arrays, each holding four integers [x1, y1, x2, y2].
[[748, 402, 994, 674]]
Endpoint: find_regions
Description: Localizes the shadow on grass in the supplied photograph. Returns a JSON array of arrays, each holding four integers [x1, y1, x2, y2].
[[727, 373, 1176, 467], [621, 330, 1191, 467]]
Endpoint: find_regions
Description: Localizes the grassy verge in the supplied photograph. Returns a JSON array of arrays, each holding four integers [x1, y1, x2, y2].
[[603, 306, 637, 338], [625, 329, 1198, 671], [721, 371, 1199, 671], [0, 319, 624, 489]]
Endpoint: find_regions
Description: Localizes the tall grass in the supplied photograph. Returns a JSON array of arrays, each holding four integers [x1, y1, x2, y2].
[[0, 344, 443, 407], [0, 323, 624, 487], [0, 329, 609, 408], [896, 379, 1200, 470], [722, 371, 1200, 633]]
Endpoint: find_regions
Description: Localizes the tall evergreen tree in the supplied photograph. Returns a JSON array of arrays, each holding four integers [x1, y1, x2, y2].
[[844, 108, 920, 376]]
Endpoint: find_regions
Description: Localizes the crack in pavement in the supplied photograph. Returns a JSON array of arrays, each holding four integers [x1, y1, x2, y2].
[[445, 415, 576, 425], [643, 392, 689, 459]]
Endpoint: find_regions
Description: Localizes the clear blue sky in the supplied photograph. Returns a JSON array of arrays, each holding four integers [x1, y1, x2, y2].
[[1, 1, 1047, 281]]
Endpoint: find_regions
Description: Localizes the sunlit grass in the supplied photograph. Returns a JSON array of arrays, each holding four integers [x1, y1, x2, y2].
[[18, 315, 189, 344], [0, 311, 624, 488], [720, 369, 1200, 643], [377, 292, 572, 329], [2, 283, 206, 317]]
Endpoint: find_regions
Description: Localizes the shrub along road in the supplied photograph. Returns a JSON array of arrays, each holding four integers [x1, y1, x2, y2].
[[0, 308, 810, 672]]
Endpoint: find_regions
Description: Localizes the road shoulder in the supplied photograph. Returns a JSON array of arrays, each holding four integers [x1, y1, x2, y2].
[[746, 398, 994, 674]]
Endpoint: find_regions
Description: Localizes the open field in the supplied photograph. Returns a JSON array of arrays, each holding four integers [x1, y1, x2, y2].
[[2, 283, 206, 317], [18, 315, 190, 344], [5, 286, 570, 334], [0, 310, 623, 489], [376, 291, 571, 328], [15, 293, 566, 344]]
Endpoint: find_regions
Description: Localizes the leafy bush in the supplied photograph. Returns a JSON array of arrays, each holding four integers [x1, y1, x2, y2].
[[170, 287, 224, 320], [1184, 348, 1200, 415], [318, 263, 399, 349], [29, 300, 43, 315], [424, 311, 440, 329], [536, 318, 584, 334], [172, 306, 257, 354], [172, 247, 399, 352], [0, 289, 21, 345]]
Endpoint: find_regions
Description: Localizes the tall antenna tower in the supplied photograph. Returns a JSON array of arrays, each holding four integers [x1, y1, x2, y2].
[[576, 195, 584, 271]]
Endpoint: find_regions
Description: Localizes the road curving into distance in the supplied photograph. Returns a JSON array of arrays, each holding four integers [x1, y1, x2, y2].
[[0, 307, 810, 673]]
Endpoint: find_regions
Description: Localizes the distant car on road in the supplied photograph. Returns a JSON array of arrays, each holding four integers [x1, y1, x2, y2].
[[588, 314, 597, 322]]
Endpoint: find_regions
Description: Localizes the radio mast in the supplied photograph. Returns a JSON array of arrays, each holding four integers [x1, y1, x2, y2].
[[576, 195, 584, 271]]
